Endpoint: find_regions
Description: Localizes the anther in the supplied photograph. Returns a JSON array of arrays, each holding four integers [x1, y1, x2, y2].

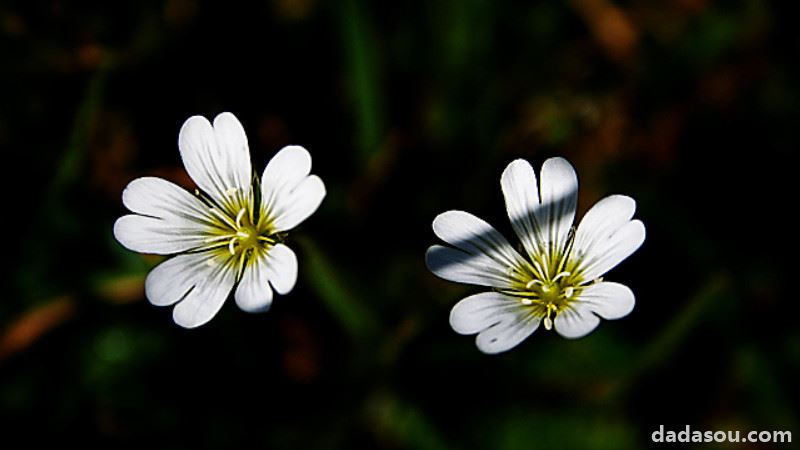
[[235, 208, 247, 228], [525, 279, 544, 289], [553, 271, 571, 282], [228, 238, 237, 255], [225, 187, 238, 197], [563, 286, 574, 298], [543, 303, 557, 330], [521, 299, 533, 305]]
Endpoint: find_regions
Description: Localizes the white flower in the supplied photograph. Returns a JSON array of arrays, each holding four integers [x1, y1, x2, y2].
[[425, 157, 645, 354], [113, 112, 325, 328]]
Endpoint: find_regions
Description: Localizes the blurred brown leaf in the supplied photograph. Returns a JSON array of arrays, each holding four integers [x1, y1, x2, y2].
[[0, 296, 76, 362], [570, 0, 638, 63], [274, 0, 317, 21], [164, 0, 199, 27], [89, 110, 138, 198], [280, 315, 320, 383], [94, 274, 146, 305], [1, 13, 27, 36]]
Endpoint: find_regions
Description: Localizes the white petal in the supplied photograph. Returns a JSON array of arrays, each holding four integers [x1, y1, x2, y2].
[[574, 220, 645, 281], [114, 215, 207, 255], [179, 116, 224, 198], [171, 260, 237, 328], [261, 145, 311, 205], [576, 281, 635, 319], [235, 253, 274, 313], [122, 176, 213, 223], [449, 292, 540, 354], [432, 210, 528, 275], [501, 159, 543, 260], [145, 253, 211, 306], [573, 194, 635, 259], [213, 112, 252, 193], [476, 314, 540, 354], [265, 243, 298, 295], [179, 113, 252, 206], [114, 177, 217, 254], [269, 175, 326, 232], [425, 245, 518, 288], [535, 157, 578, 256], [554, 302, 600, 339], [449, 292, 522, 334]]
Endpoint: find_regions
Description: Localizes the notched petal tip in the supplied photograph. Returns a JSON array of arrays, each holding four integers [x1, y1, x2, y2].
[[234, 263, 275, 314], [274, 145, 312, 168], [267, 243, 298, 295], [503, 158, 534, 172], [631, 219, 646, 243], [541, 156, 576, 174], [268, 175, 326, 232], [579, 281, 636, 320], [553, 309, 600, 339], [111, 215, 133, 249], [430, 210, 472, 240], [179, 114, 213, 137], [607, 193, 637, 210], [424, 245, 440, 274], [212, 112, 248, 142], [112, 214, 169, 254], [120, 176, 160, 212], [213, 111, 241, 124], [475, 318, 540, 354], [448, 292, 540, 353], [423, 244, 455, 276], [172, 308, 210, 329]]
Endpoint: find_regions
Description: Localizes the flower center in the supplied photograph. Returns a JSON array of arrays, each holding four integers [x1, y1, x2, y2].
[[218, 207, 275, 256], [514, 274, 577, 330], [498, 228, 592, 330], [198, 186, 278, 279], [501, 237, 586, 331]]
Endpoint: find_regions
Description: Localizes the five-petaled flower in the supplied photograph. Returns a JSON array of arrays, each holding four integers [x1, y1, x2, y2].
[[114, 112, 325, 328], [425, 157, 645, 353]]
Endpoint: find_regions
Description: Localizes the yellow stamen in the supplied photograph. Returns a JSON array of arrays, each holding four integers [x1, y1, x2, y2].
[[210, 208, 237, 229], [228, 238, 237, 255], [543, 303, 558, 330], [235, 208, 247, 228], [553, 271, 571, 282]]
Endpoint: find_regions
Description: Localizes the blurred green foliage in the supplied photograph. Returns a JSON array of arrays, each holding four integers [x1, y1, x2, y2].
[[1, 0, 797, 448]]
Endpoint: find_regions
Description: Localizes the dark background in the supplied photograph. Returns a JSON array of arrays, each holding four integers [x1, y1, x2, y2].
[[1, 0, 797, 448]]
